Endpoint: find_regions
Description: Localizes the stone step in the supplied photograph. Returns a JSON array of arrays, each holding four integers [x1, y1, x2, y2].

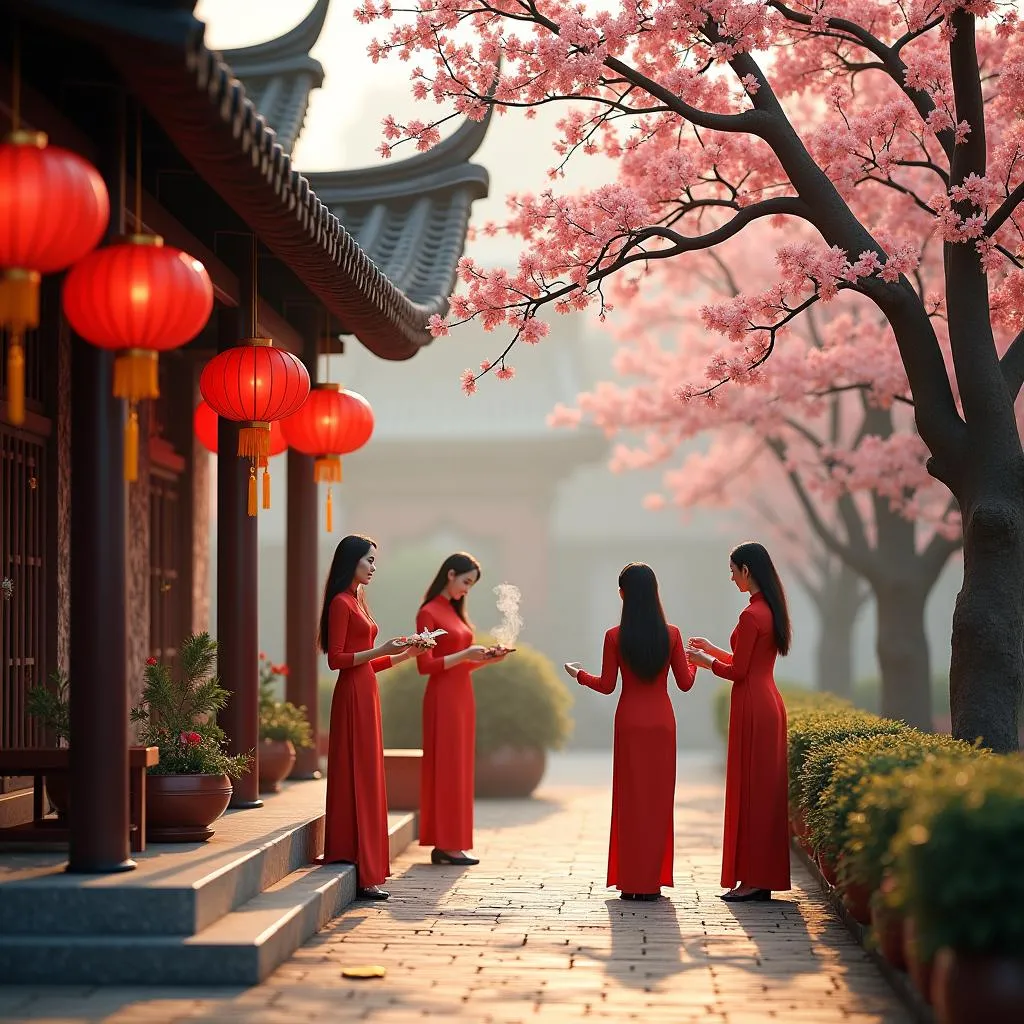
[[0, 862, 355, 985]]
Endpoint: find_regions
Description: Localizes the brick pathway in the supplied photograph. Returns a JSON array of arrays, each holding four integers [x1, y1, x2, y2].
[[0, 754, 908, 1023]]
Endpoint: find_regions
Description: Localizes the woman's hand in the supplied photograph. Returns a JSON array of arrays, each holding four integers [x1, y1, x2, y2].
[[380, 637, 412, 656], [462, 645, 490, 663], [563, 661, 582, 680], [484, 645, 514, 662], [686, 647, 714, 670], [687, 637, 715, 654]]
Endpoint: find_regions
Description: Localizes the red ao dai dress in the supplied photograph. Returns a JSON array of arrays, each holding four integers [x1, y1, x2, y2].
[[323, 589, 397, 888], [415, 595, 491, 852], [711, 592, 791, 892], [578, 625, 695, 894]]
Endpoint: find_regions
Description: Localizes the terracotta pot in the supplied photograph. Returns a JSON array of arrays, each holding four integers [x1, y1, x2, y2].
[[790, 806, 811, 844], [872, 875, 907, 971], [258, 739, 296, 793], [932, 948, 1024, 1024], [903, 916, 934, 1004], [475, 746, 546, 798], [840, 879, 873, 925], [817, 848, 839, 887], [383, 748, 422, 811], [146, 773, 232, 842], [44, 774, 69, 818]]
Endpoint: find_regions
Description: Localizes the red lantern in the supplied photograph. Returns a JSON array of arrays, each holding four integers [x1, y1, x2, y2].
[[193, 400, 287, 458], [0, 131, 109, 424], [281, 384, 374, 531], [200, 339, 310, 515], [63, 234, 214, 481]]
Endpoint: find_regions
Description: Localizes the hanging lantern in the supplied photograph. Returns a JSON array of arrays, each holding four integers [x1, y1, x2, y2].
[[199, 340, 310, 516], [63, 235, 213, 481], [0, 131, 109, 424], [281, 384, 374, 531]]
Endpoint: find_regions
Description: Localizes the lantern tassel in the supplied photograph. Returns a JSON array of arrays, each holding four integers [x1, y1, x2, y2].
[[314, 455, 343, 484], [325, 486, 333, 533], [248, 466, 258, 517], [238, 423, 271, 462], [114, 351, 160, 403], [124, 406, 139, 483], [6, 332, 24, 426], [262, 464, 271, 509]]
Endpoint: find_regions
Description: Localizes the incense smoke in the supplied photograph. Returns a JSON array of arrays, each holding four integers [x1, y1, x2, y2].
[[491, 583, 523, 646]]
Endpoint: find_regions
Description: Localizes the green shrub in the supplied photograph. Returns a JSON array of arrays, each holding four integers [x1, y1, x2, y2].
[[26, 669, 70, 745], [807, 732, 979, 860], [889, 756, 1024, 959], [379, 639, 573, 754], [257, 657, 313, 748], [787, 709, 906, 809]]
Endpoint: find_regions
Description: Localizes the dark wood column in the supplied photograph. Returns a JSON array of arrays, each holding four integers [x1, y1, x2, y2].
[[287, 325, 321, 779], [216, 295, 262, 808], [68, 337, 134, 872]]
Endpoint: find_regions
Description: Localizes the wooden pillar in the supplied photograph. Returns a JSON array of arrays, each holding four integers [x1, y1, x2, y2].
[[216, 296, 262, 808], [67, 93, 133, 873], [287, 326, 321, 779], [67, 337, 134, 872]]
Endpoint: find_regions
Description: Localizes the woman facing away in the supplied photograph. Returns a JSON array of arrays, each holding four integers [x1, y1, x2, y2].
[[686, 541, 792, 903], [320, 534, 432, 900], [564, 563, 695, 901], [415, 552, 512, 866]]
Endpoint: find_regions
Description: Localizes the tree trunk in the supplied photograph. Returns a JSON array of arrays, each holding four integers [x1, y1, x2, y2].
[[949, 498, 1024, 753], [874, 581, 933, 731], [814, 562, 863, 700]]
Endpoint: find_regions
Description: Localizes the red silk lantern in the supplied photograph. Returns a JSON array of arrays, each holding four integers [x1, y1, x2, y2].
[[0, 131, 109, 424], [193, 400, 287, 458], [63, 234, 214, 481], [199, 339, 310, 515], [281, 384, 374, 531]]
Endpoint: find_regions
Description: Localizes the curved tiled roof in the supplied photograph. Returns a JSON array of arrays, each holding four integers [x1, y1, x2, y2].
[[219, 0, 329, 154]]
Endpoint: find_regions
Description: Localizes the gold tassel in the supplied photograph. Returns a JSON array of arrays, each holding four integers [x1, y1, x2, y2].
[[238, 422, 271, 461], [6, 332, 24, 426], [262, 464, 271, 509], [113, 350, 159, 403], [124, 405, 139, 483], [325, 486, 333, 533], [314, 455, 342, 484], [248, 465, 257, 517]]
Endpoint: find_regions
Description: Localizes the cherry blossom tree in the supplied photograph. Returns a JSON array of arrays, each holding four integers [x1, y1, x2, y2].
[[551, 240, 957, 726], [364, 0, 1024, 751]]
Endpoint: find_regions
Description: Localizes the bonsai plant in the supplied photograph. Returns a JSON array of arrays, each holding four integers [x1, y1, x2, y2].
[[379, 637, 573, 798], [130, 632, 251, 842], [25, 669, 70, 814], [257, 655, 313, 793], [889, 756, 1024, 1020]]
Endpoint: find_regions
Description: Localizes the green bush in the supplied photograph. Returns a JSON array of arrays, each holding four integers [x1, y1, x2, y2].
[[889, 756, 1024, 959], [787, 709, 906, 809], [379, 639, 573, 754], [806, 732, 979, 860], [257, 657, 313, 748], [26, 669, 70, 745]]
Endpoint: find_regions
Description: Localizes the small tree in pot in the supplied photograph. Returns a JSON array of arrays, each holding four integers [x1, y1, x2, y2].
[[131, 632, 251, 842], [257, 655, 313, 793], [380, 638, 573, 798], [25, 669, 70, 815]]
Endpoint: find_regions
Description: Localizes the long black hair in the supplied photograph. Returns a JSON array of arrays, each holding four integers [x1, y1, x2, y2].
[[318, 534, 376, 654], [730, 541, 792, 655], [617, 562, 670, 682], [421, 552, 481, 625]]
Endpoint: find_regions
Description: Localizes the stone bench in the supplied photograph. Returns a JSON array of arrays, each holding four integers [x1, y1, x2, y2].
[[0, 746, 159, 852]]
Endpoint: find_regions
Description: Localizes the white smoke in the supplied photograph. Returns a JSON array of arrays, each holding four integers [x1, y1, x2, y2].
[[491, 583, 523, 646]]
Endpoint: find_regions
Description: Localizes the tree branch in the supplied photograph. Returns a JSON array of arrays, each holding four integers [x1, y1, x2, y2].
[[1000, 326, 1024, 401]]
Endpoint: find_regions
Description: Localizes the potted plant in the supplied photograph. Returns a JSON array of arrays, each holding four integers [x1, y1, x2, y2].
[[131, 632, 251, 842], [890, 756, 1024, 1022], [25, 669, 70, 815], [380, 638, 573, 799], [257, 655, 313, 793]]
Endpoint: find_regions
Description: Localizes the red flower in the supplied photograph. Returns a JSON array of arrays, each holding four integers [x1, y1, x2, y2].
[[272, 663, 290, 676], [259, 651, 267, 660], [178, 731, 201, 747], [146, 657, 158, 666]]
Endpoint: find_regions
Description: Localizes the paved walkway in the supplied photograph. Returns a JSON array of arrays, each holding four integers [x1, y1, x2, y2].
[[0, 754, 908, 1023]]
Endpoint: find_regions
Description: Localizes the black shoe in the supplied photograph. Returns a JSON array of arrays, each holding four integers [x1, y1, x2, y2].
[[620, 892, 637, 900], [634, 892, 661, 901], [721, 888, 771, 902], [431, 849, 479, 866], [357, 885, 390, 900]]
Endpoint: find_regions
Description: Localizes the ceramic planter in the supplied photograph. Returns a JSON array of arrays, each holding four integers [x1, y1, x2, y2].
[[146, 772, 232, 842], [932, 948, 1024, 1024], [871, 874, 907, 970], [903, 916, 934, 1004], [258, 739, 296, 793], [44, 774, 69, 817], [383, 748, 422, 811], [475, 746, 546, 798], [840, 877, 873, 926]]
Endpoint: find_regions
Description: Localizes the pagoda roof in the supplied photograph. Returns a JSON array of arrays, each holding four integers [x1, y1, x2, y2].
[[20, 0, 491, 361]]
